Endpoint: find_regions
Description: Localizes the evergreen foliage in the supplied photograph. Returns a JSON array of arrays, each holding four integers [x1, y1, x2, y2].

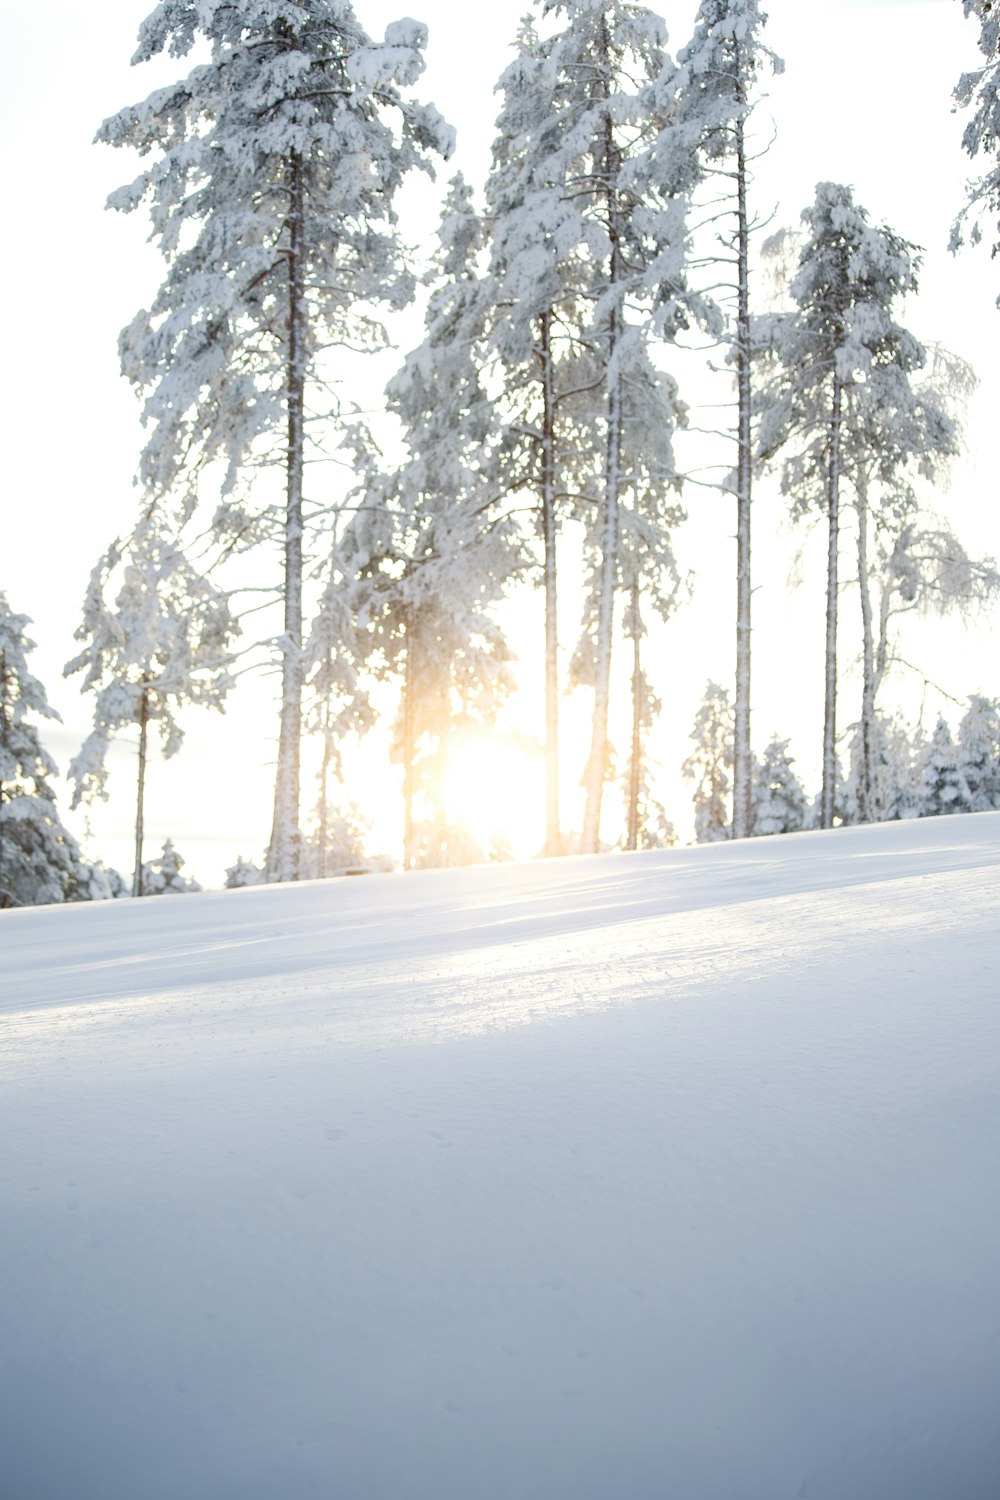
[[683, 681, 734, 843], [759, 182, 927, 828], [956, 694, 1000, 812], [671, 0, 782, 840], [953, 0, 1000, 283], [751, 736, 807, 836], [918, 716, 965, 818], [142, 839, 202, 895], [225, 856, 265, 889], [841, 713, 922, 825], [99, 0, 453, 881], [0, 597, 91, 908]]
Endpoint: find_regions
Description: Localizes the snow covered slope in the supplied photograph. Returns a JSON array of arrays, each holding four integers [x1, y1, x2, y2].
[[3, 816, 1000, 1500]]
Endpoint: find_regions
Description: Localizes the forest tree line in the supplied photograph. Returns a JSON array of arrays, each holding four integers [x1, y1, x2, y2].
[[2, 0, 1000, 907]]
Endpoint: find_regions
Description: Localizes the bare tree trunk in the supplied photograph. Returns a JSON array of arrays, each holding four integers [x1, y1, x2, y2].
[[403, 620, 415, 872], [856, 473, 877, 823], [625, 581, 642, 852], [132, 688, 149, 898], [539, 310, 562, 858], [732, 111, 753, 841], [267, 149, 306, 883], [820, 375, 843, 829], [582, 70, 623, 855]]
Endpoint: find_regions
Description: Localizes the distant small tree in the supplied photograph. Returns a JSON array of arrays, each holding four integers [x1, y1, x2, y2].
[[956, 694, 1000, 811], [841, 712, 923, 825], [142, 838, 201, 894], [300, 799, 369, 879], [0, 595, 91, 908], [66, 523, 237, 896], [751, 736, 807, 836], [225, 855, 264, 889], [918, 716, 964, 818], [683, 682, 734, 843]]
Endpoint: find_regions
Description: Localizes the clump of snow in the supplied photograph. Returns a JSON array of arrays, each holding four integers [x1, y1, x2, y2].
[[2, 816, 999, 1498]]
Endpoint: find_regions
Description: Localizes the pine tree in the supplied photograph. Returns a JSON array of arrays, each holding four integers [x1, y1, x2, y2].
[[486, 0, 698, 854], [225, 855, 264, 889], [66, 523, 237, 896], [672, 0, 781, 840], [324, 179, 520, 870], [957, 694, 1000, 811], [918, 716, 964, 818], [142, 838, 202, 894], [300, 799, 369, 879], [750, 735, 806, 836], [99, 1, 452, 883], [953, 0, 1000, 290], [759, 184, 925, 829], [841, 712, 923, 825], [0, 597, 91, 908], [682, 681, 734, 843], [486, 23, 592, 856]]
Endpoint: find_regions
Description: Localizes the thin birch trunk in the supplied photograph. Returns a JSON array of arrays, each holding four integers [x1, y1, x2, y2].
[[539, 310, 561, 858], [267, 148, 306, 882], [403, 619, 415, 872], [732, 109, 753, 841], [132, 687, 149, 898], [821, 374, 843, 829], [856, 473, 877, 823], [625, 581, 642, 852], [582, 64, 623, 855]]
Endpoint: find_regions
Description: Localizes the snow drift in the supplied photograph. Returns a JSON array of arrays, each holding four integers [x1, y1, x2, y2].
[[3, 816, 1000, 1499]]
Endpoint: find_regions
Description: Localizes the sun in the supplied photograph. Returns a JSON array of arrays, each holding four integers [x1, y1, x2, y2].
[[443, 733, 546, 862]]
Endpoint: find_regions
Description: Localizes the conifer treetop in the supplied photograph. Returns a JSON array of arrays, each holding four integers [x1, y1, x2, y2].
[[98, 0, 454, 500]]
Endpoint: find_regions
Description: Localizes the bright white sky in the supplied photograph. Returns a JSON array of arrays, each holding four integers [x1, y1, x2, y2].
[[2, 0, 998, 885]]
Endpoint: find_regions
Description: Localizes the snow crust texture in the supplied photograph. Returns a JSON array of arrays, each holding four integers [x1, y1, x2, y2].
[[3, 816, 1000, 1499]]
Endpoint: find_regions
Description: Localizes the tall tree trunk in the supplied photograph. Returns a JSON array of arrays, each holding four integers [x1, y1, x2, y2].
[[268, 149, 306, 883], [539, 310, 561, 858], [820, 374, 843, 829], [582, 77, 624, 855], [856, 473, 877, 822], [625, 581, 642, 852], [402, 619, 415, 872], [132, 687, 149, 898], [732, 110, 753, 841]]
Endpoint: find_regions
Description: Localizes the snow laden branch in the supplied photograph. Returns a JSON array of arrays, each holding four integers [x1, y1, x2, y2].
[[97, 0, 452, 881]]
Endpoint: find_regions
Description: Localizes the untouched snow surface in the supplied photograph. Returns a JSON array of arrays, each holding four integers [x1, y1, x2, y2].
[[3, 816, 1000, 1500]]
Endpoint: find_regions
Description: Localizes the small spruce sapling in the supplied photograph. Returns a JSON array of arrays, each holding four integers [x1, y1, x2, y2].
[[0, 596, 90, 907]]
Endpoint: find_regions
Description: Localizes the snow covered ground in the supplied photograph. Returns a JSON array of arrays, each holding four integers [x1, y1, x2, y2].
[[3, 815, 1000, 1500]]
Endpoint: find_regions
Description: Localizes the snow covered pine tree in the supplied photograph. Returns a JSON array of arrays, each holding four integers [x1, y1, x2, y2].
[[682, 681, 734, 842], [759, 184, 927, 830], [670, 0, 781, 840], [487, 1, 697, 853], [0, 596, 91, 907], [99, 0, 453, 881], [953, 0, 1000, 289]]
